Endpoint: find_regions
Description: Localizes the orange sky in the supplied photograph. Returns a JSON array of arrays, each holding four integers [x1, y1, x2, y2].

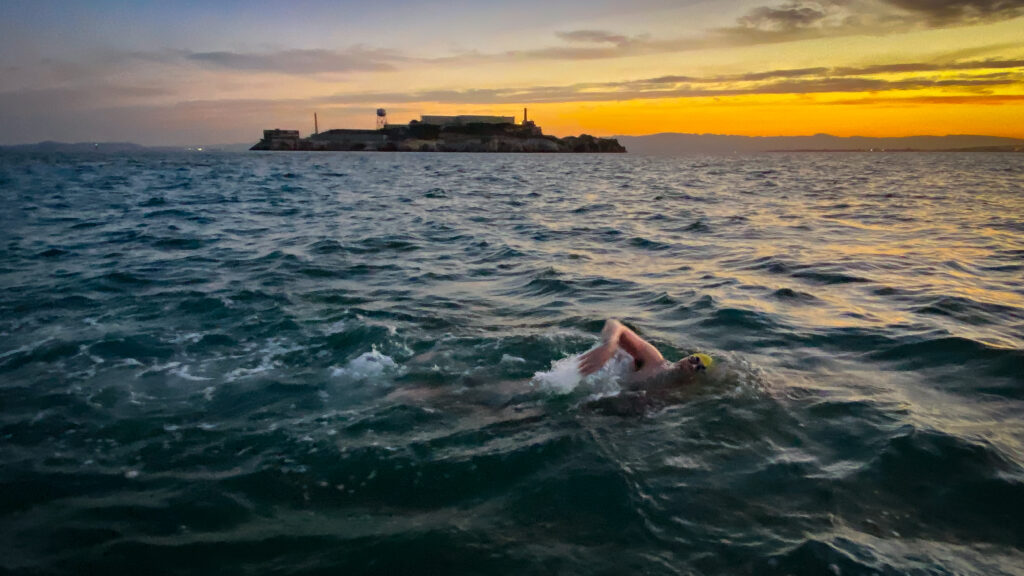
[[541, 94, 1024, 138]]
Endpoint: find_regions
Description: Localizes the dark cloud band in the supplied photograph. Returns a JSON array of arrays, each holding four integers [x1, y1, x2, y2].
[[315, 58, 1023, 105], [188, 48, 400, 74]]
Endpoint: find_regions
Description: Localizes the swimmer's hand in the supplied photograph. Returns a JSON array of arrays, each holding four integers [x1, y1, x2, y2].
[[578, 342, 616, 376]]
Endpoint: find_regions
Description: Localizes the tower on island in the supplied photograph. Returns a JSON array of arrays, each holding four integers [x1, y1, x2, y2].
[[522, 107, 538, 134], [376, 108, 387, 131]]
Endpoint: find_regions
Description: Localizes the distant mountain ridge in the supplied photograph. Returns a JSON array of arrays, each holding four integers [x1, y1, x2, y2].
[[0, 141, 254, 153], [614, 133, 1024, 155], [0, 141, 149, 153]]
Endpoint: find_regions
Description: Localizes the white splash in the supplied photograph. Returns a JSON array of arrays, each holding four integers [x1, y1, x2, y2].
[[331, 348, 405, 382], [171, 364, 211, 381], [226, 338, 304, 382], [170, 332, 203, 344], [530, 348, 632, 395]]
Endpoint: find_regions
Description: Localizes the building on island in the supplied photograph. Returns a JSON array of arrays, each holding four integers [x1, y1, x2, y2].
[[418, 115, 516, 127], [307, 129, 387, 150], [251, 107, 624, 152], [260, 129, 301, 150]]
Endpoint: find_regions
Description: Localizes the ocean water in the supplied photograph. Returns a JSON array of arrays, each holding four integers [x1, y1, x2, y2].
[[1, 150, 1022, 575]]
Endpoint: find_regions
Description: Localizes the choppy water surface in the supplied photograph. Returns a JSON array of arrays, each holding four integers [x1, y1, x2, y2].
[[1, 151, 1022, 575]]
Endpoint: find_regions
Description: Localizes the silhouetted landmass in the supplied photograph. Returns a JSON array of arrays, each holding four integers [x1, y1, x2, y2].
[[941, 145, 1024, 153], [0, 141, 253, 153], [615, 133, 1024, 155], [6, 134, 1022, 155], [252, 122, 626, 153], [0, 141, 149, 153]]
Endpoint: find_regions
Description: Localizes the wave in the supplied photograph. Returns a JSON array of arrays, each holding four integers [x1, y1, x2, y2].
[[4, 151, 1023, 576], [0, 338, 80, 372], [849, 427, 1024, 548], [869, 335, 1023, 378], [913, 294, 1024, 326], [790, 267, 871, 285]]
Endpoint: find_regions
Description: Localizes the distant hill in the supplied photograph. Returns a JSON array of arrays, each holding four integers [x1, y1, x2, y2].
[[614, 133, 1024, 155], [0, 141, 149, 153], [0, 141, 254, 153]]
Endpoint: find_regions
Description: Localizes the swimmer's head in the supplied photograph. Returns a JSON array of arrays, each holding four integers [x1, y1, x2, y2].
[[675, 353, 713, 376], [692, 353, 713, 370]]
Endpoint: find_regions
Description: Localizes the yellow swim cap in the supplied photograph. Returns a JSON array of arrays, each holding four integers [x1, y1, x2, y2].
[[693, 353, 714, 370]]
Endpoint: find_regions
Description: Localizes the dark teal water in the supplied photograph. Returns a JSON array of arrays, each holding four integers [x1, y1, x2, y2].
[[1, 151, 1022, 575]]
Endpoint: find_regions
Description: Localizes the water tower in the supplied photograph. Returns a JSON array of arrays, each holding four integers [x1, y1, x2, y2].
[[376, 108, 387, 130]]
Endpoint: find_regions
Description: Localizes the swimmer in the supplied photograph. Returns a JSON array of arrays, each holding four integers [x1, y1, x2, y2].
[[578, 319, 712, 390]]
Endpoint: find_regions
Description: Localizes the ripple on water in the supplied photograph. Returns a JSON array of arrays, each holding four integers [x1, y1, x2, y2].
[[1, 151, 1022, 576], [869, 335, 1023, 378]]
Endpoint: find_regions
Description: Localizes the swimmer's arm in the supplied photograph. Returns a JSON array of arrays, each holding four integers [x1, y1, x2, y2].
[[613, 320, 665, 368], [579, 320, 664, 376]]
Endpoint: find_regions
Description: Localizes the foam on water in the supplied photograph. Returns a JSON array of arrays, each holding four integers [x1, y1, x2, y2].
[[531, 347, 632, 395], [331, 348, 405, 382], [170, 363, 212, 381], [225, 337, 306, 381]]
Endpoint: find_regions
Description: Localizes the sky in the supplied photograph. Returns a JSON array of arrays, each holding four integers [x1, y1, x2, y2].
[[1, 0, 1023, 145]]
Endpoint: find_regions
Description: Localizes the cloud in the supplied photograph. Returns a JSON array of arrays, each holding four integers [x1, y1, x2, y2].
[[924, 42, 1024, 62], [723, 0, 1024, 40], [4, 55, 1017, 120], [883, 0, 1024, 25], [3, 58, 1020, 145], [625, 59, 1024, 86], [552, 28, 655, 48], [719, 1, 889, 43], [554, 30, 637, 46], [311, 58, 1022, 105], [677, 0, 1024, 55], [698, 67, 831, 82], [487, 3, 843, 63], [0, 47, 400, 96], [0, 84, 175, 113], [737, 1, 831, 31], [471, 32, 689, 61], [187, 47, 402, 74], [833, 58, 1024, 75], [432, 0, 1024, 67], [830, 94, 1024, 105]]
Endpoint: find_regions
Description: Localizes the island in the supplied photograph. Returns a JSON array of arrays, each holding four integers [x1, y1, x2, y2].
[[251, 110, 625, 153]]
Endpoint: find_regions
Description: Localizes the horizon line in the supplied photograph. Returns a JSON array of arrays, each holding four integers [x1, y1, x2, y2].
[[4, 131, 1024, 149]]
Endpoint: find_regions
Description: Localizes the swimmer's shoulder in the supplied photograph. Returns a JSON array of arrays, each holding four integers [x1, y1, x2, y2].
[[625, 362, 674, 390]]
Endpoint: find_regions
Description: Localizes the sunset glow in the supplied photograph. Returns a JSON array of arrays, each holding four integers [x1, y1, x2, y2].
[[1, 0, 1022, 145]]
